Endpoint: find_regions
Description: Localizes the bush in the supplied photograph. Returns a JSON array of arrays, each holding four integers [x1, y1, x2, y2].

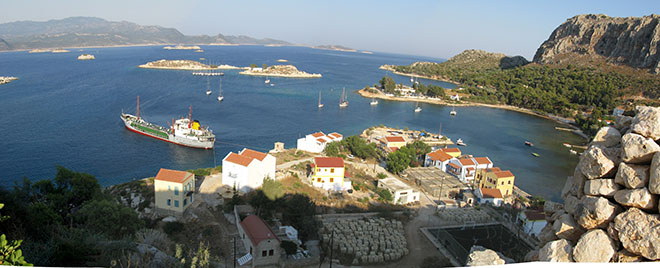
[[163, 221, 184, 236], [377, 173, 387, 179]]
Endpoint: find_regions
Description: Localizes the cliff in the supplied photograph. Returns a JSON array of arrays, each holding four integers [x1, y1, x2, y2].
[[533, 14, 660, 74]]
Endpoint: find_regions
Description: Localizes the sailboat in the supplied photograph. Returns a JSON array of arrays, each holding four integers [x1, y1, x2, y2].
[[414, 102, 422, 112], [450, 106, 457, 116], [370, 97, 378, 106], [339, 88, 348, 108], [265, 77, 270, 84], [318, 91, 324, 108], [205, 77, 212, 95], [217, 78, 224, 102]]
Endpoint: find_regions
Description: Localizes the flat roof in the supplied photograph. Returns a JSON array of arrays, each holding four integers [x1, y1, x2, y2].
[[379, 177, 414, 192], [404, 167, 467, 189]]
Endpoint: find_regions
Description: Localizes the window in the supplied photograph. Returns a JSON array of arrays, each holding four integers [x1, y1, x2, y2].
[[262, 250, 267, 257], [184, 199, 187, 206], [174, 186, 179, 195], [329, 178, 334, 183], [506, 190, 509, 195], [168, 185, 171, 191], [330, 168, 334, 173], [400, 192, 407, 195], [174, 200, 179, 207], [269, 249, 274, 256], [508, 180, 511, 184], [317, 178, 321, 182], [501, 181, 504, 185], [167, 199, 171, 206]]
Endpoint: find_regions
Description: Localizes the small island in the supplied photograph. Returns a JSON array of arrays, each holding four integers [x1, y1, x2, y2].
[[77, 54, 95, 60], [313, 45, 357, 53], [0, 76, 18, 85], [163, 45, 201, 50], [138, 59, 245, 70], [239, 64, 321, 78], [276, 59, 288, 62]]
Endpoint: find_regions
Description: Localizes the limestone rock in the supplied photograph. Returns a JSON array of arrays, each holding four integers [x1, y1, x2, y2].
[[466, 245, 511, 266], [621, 133, 660, 164], [538, 223, 558, 244], [562, 169, 586, 199], [591, 126, 621, 147], [576, 195, 621, 229], [524, 249, 539, 262], [564, 195, 579, 216], [614, 163, 650, 189], [631, 106, 660, 140], [538, 239, 573, 262], [613, 207, 660, 260], [614, 249, 646, 262], [578, 145, 619, 179], [544, 201, 563, 217], [552, 213, 585, 243], [583, 178, 620, 196], [607, 222, 619, 243], [614, 115, 633, 131], [649, 152, 660, 194], [613, 188, 658, 210], [572, 229, 617, 262]]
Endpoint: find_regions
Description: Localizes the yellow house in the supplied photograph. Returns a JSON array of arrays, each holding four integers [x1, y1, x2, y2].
[[441, 147, 462, 158], [311, 157, 351, 191], [154, 168, 195, 215], [382, 136, 407, 152], [475, 167, 515, 197]]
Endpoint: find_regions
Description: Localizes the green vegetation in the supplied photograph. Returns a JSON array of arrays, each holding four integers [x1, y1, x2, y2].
[[261, 177, 285, 200], [0, 204, 32, 266], [386, 141, 431, 174], [379, 76, 397, 94], [187, 166, 222, 177], [280, 240, 298, 255], [373, 188, 394, 203], [245, 192, 318, 242], [324, 135, 380, 160]]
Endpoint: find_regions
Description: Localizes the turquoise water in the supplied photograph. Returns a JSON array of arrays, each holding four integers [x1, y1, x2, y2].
[[0, 45, 584, 201]]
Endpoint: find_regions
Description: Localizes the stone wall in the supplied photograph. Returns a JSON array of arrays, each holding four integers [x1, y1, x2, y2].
[[532, 106, 660, 262], [320, 217, 408, 265]]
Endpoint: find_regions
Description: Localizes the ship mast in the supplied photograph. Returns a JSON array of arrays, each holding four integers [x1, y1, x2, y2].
[[188, 105, 192, 128], [137, 95, 140, 120]]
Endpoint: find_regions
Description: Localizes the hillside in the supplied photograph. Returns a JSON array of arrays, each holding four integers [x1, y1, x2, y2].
[[534, 14, 660, 74], [0, 17, 290, 50]]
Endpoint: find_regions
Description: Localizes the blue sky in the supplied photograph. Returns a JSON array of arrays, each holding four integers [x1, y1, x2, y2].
[[1, 0, 658, 59]]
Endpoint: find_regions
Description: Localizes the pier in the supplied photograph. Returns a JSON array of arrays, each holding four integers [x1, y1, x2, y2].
[[192, 72, 224, 76]]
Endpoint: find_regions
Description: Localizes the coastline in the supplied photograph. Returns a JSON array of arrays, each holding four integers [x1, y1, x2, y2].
[[379, 65, 460, 85], [357, 88, 588, 139]]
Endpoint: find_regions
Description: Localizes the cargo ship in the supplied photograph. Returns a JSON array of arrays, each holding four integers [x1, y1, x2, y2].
[[121, 96, 215, 149]]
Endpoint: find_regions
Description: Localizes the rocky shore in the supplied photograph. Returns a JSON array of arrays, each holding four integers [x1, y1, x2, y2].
[[138, 59, 244, 70], [239, 64, 321, 78], [530, 106, 660, 262], [0, 76, 17, 85], [77, 54, 95, 60], [163, 45, 201, 50], [29, 48, 70, 53], [379, 64, 459, 84]]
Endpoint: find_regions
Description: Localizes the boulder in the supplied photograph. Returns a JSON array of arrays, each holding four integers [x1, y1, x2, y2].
[[562, 170, 586, 199], [544, 201, 563, 217], [607, 222, 619, 243], [649, 152, 660, 194], [614, 163, 650, 189], [538, 239, 573, 262], [591, 126, 621, 147], [564, 195, 580, 216], [614, 249, 646, 262], [613, 188, 658, 210], [538, 223, 558, 244], [578, 145, 619, 179], [583, 178, 620, 196], [466, 245, 511, 266], [552, 213, 586, 243], [630, 106, 660, 140], [524, 249, 539, 262], [576, 195, 621, 229], [621, 133, 660, 164], [614, 115, 633, 131], [613, 207, 660, 260], [572, 229, 617, 262]]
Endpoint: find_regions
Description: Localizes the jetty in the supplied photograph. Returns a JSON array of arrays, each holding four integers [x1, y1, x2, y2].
[[192, 72, 224, 76]]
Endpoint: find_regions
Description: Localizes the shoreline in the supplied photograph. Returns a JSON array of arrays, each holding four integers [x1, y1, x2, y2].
[[357, 88, 588, 139], [238, 71, 322, 78], [379, 65, 460, 85]]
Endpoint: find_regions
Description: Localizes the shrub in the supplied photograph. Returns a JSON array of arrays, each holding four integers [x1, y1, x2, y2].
[[163, 221, 184, 236]]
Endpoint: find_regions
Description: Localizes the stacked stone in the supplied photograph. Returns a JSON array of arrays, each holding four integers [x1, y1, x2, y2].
[[320, 217, 408, 265], [437, 208, 491, 223], [533, 106, 660, 263]]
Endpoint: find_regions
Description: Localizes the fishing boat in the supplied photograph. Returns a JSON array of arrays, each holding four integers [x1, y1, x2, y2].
[[414, 102, 422, 113], [370, 97, 378, 106], [120, 96, 215, 149], [456, 138, 466, 146], [339, 88, 348, 108], [569, 149, 577, 155], [318, 91, 324, 108], [217, 79, 224, 102], [562, 143, 571, 148], [532, 152, 540, 157], [525, 141, 534, 147], [450, 107, 457, 116]]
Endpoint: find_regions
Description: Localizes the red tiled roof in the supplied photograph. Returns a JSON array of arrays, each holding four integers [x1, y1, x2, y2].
[[240, 215, 280, 246], [494, 170, 514, 178], [458, 158, 476, 166], [314, 157, 344, 168], [524, 210, 546, 221], [442, 148, 461, 153], [385, 136, 405, 143], [225, 152, 254, 167], [427, 150, 453, 162], [486, 167, 502, 172], [473, 157, 492, 165], [316, 138, 327, 143], [155, 168, 193, 183], [240, 148, 268, 161], [481, 188, 503, 199], [448, 163, 460, 170], [328, 132, 343, 139], [311, 132, 326, 138]]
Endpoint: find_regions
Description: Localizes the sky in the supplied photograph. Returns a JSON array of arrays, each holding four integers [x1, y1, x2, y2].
[[1, 0, 658, 60]]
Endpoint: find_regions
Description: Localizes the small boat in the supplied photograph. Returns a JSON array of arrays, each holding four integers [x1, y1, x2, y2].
[[370, 97, 378, 106], [318, 91, 324, 108], [339, 88, 348, 108], [532, 152, 540, 157], [414, 106, 422, 113], [562, 143, 571, 148], [569, 149, 577, 155], [217, 78, 224, 102], [456, 138, 466, 146], [265, 78, 270, 84], [205, 77, 212, 95], [525, 141, 534, 147], [270, 83, 274, 86], [450, 107, 457, 116]]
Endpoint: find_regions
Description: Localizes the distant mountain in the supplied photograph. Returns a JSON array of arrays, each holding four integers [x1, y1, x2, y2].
[[0, 17, 291, 50], [534, 14, 660, 74]]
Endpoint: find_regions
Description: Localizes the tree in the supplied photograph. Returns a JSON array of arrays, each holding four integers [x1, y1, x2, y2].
[[379, 76, 396, 94], [75, 199, 144, 239], [0, 204, 32, 266], [250, 63, 257, 69], [280, 240, 298, 255], [261, 177, 285, 201], [386, 151, 410, 174], [262, 63, 268, 69]]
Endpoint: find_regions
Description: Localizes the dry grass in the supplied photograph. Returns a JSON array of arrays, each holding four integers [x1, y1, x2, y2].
[[273, 149, 318, 165]]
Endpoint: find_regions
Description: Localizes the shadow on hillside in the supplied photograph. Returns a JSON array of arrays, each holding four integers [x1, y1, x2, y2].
[[499, 56, 530, 70]]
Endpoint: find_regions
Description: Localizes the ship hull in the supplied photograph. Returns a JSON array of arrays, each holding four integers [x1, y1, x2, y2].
[[121, 115, 214, 149]]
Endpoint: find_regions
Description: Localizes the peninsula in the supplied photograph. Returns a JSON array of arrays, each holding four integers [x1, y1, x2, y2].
[[163, 45, 201, 50], [138, 59, 244, 70], [0, 76, 17, 85], [239, 64, 322, 78]]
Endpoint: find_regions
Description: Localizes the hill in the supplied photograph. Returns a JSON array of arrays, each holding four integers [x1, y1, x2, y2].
[[0, 17, 291, 50]]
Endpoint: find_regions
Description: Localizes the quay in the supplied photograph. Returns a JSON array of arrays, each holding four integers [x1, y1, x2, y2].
[[192, 72, 224, 76]]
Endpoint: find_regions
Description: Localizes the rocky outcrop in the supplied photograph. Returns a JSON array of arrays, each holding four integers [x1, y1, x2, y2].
[[239, 65, 322, 78], [533, 14, 660, 74], [466, 245, 513, 266], [534, 105, 660, 262]]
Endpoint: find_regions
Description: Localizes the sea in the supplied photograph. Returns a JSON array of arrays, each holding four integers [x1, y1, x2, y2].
[[0, 45, 585, 201]]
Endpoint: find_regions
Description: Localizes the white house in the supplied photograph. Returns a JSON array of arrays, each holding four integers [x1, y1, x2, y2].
[[296, 131, 343, 153], [450, 94, 460, 101], [472, 157, 494, 170], [447, 158, 478, 182], [425, 149, 455, 171], [377, 177, 420, 205], [519, 210, 546, 237], [310, 157, 351, 191], [476, 188, 504, 206], [222, 148, 276, 193]]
